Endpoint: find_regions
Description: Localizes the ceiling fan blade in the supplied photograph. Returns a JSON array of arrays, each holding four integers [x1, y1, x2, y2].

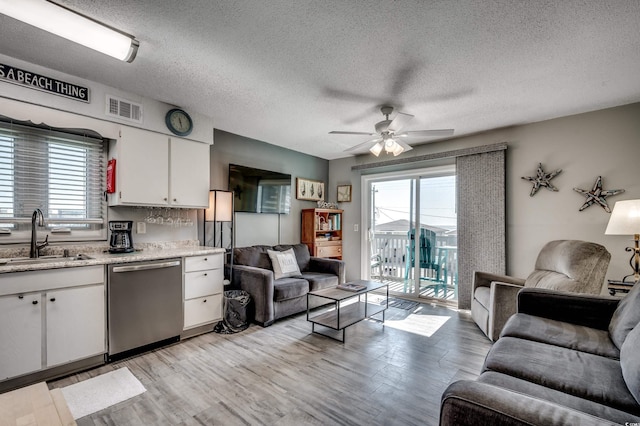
[[329, 131, 376, 136], [394, 138, 413, 152], [387, 112, 414, 132], [397, 129, 455, 138], [344, 137, 382, 152]]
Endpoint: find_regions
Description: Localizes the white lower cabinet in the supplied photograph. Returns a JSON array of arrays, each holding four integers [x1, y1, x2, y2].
[[46, 284, 105, 367], [183, 254, 223, 330], [0, 293, 42, 380], [0, 266, 106, 381]]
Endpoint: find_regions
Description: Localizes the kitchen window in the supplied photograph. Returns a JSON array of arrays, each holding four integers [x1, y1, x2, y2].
[[0, 119, 107, 243]]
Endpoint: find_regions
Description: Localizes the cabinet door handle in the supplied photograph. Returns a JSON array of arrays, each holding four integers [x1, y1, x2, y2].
[[203, 299, 207, 303], [50, 297, 56, 302], [204, 273, 207, 276], [163, 197, 168, 201], [204, 258, 208, 261], [173, 198, 177, 202], [18, 295, 24, 299], [32, 300, 38, 305]]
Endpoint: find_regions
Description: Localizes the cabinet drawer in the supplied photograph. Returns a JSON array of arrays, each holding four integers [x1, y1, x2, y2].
[[184, 270, 223, 299], [184, 294, 222, 329], [0, 265, 104, 296], [185, 254, 223, 272], [316, 245, 342, 258]]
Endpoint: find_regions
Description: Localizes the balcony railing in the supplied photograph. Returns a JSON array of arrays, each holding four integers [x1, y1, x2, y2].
[[371, 232, 458, 286]]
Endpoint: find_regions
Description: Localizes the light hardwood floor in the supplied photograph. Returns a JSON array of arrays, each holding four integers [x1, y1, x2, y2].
[[49, 301, 492, 425]]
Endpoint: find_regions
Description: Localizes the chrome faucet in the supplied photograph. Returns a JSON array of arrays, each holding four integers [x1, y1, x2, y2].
[[30, 209, 48, 258]]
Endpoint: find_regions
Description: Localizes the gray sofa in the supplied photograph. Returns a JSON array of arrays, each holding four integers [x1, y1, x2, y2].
[[441, 285, 640, 425], [228, 244, 345, 327]]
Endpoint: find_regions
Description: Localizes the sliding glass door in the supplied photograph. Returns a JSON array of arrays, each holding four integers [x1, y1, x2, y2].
[[364, 166, 457, 302]]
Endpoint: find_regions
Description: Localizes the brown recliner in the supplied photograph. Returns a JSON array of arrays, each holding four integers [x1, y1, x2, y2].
[[471, 240, 611, 341]]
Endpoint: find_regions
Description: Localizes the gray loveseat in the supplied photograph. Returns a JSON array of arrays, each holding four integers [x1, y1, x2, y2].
[[441, 285, 640, 425], [228, 244, 345, 327]]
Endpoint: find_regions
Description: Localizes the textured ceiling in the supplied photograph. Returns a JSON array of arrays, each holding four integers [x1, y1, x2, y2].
[[1, 1, 639, 160]]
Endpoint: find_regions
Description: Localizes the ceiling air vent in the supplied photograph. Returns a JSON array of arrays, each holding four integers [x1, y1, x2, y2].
[[105, 95, 143, 123]]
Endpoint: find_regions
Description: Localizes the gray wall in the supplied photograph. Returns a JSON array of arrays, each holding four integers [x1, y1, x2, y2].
[[329, 102, 640, 288], [209, 129, 329, 246]]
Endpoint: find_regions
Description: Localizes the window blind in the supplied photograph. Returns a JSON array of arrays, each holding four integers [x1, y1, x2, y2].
[[456, 149, 506, 309], [0, 120, 105, 231]]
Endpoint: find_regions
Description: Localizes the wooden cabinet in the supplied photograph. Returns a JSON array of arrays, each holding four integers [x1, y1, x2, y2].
[[0, 266, 105, 382], [109, 126, 210, 208], [301, 208, 343, 260], [183, 254, 224, 331]]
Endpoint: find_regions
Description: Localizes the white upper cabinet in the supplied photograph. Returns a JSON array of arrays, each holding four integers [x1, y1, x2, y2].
[[109, 126, 210, 208], [170, 136, 211, 207], [112, 126, 170, 206]]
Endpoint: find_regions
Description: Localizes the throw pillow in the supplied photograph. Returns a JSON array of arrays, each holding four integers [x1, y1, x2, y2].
[[267, 248, 301, 280], [620, 322, 640, 404], [609, 282, 640, 349]]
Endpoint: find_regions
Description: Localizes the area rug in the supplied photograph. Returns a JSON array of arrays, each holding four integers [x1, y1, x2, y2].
[[387, 298, 420, 311], [60, 367, 146, 419]]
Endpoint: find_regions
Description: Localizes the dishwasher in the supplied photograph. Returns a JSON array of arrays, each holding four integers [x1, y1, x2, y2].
[[107, 258, 182, 360]]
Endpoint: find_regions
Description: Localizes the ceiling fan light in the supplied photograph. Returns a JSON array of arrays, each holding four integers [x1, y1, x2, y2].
[[384, 137, 395, 148], [391, 143, 405, 156], [370, 141, 384, 156]]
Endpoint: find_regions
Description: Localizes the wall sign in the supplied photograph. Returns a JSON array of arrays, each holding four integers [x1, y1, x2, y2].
[[0, 63, 90, 103]]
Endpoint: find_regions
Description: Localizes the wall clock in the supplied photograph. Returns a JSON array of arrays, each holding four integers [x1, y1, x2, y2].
[[165, 108, 193, 136], [337, 184, 352, 202]]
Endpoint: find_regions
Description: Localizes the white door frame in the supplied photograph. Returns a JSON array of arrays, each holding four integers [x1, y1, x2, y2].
[[359, 165, 455, 281]]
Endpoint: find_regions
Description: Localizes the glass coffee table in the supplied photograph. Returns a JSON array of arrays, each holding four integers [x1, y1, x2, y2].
[[306, 280, 388, 342]]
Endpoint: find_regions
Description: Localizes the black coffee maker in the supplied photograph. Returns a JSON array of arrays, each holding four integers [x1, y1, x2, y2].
[[108, 221, 134, 253]]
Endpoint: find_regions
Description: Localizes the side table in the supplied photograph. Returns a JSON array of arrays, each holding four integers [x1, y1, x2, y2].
[[607, 280, 635, 296]]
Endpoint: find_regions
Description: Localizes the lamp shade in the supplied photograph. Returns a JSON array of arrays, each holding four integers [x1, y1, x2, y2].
[[369, 141, 384, 156], [605, 199, 640, 235], [205, 190, 233, 222]]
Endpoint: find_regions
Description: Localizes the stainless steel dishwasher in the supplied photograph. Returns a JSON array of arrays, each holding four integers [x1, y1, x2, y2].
[[107, 258, 182, 360]]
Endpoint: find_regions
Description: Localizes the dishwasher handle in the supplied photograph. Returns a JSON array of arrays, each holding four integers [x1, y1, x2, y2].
[[111, 260, 181, 273]]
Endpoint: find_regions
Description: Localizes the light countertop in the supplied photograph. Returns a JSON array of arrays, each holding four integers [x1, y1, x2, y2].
[[0, 245, 225, 274]]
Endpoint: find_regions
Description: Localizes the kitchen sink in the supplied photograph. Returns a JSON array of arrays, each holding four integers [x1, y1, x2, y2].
[[0, 254, 94, 265]]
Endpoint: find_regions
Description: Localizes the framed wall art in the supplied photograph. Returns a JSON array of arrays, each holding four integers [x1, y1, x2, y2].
[[337, 184, 352, 202], [296, 177, 325, 201]]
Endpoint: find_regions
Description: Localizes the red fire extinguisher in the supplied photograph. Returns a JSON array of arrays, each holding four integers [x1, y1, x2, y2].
[[107, 159, 116, 193]]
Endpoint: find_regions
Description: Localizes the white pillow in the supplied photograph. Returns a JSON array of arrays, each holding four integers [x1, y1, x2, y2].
[[267, 248, 301, 280]]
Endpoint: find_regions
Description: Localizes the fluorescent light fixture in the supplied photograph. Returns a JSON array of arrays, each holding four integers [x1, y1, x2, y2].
[[0, 0, 139, 62]]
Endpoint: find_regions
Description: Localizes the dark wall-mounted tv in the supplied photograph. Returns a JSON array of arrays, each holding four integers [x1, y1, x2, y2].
[[229, 164, 291, 214]]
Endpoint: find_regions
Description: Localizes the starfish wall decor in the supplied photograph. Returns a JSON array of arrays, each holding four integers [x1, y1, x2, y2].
[[573, 176, 625, 213], [521, 163, 562, 196]]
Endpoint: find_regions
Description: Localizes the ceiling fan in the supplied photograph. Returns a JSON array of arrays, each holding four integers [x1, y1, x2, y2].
[[330, 106, 454, 157]]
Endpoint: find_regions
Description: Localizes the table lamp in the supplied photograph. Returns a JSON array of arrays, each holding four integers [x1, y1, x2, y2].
[[605, 199, 640, 283]]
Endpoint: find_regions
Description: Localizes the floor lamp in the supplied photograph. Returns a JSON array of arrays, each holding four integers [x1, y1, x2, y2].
[[205, 190, 234, 284]]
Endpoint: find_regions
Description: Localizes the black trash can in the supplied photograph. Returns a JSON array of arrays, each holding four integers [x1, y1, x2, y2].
[[214, 290, 251, 334]]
